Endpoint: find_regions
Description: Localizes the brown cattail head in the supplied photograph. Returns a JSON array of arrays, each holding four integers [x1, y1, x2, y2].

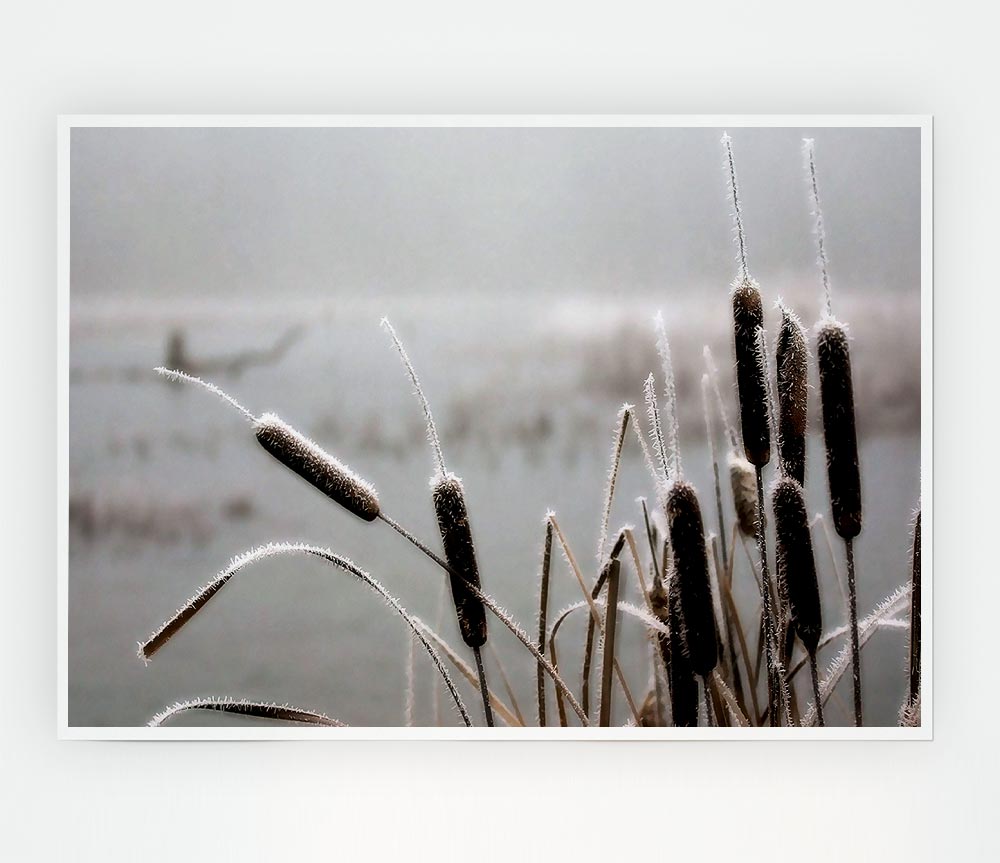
[[815, 319, 862, 539], [732, 278, 771, 467], [254, 414, 379, 522], [666, 481, 718, 677], [772, 477, 822, 654], [728, 452, 757, 536], [667, 575, 699, 727], [432, 472, 488, 648], [775, 305, 809, 486]]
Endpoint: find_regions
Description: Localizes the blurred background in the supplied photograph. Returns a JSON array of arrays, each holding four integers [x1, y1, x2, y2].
[[69, 125, 920, 727]]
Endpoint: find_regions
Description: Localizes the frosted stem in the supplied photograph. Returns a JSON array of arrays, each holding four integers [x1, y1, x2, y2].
[[721, 132, 750, 281], [155, 367, 256, 423], [381, 317, 447, 477], [803, 138, 833, 319]]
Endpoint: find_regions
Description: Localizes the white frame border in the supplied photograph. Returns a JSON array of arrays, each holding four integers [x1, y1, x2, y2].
[[57, 114, 932, 741]]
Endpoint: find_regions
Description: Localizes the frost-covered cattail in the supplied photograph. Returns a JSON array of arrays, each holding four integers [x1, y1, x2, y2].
[[775, 304, 809, 487], [816, 320, 862, 539], [804, 137, 863, 726], [432, 472, 488, 649], [155, 369, 381, 522], [667, 575, 699, 727], [772, 478, 822, 654], [381, 319, 490, 678], [732, 279, 771, 467], [255, 414, 380, 522], [654, 321, 718, 695], [666, 482, 718, 679]]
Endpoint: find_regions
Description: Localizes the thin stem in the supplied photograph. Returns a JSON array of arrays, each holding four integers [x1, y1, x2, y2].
[[702, 679, 715, 727], [405, 634, 416, 726], [380, 317, 447, 476], [139, 542, 473, 727], [487, 643, 526, 726], [654, 312, 681, 478], [154, 367, 256, 423], [598, 560, 622, 726], [597, 406, 632, 563], [639, 499, 663, 588], [704, 346, 739, 451], [643, 373, 670, 485], [549, 516, 641, 724], [381, 510, 587, 725], [722, 132, 750, 281], [703, 374, 730, 574], [754, 466, 780, 726], [809, 652, 825, 727], [803, 138, 833, 319], [378, 511, 454, 573], [414, 619, 520, 727], [472, 645, 495, 727], [845, 537, 863, 726]]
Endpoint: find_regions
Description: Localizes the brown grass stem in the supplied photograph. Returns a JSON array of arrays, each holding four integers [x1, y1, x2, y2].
[[138, 543, 473, 726], [598, 559, 622, 726]]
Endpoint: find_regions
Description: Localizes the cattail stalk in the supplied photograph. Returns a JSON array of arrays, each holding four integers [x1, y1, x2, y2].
[[382, 319, 493, 726], [536, 518, 554, 726], [907, 510, 922, 711], [806, 141, 864, 726]]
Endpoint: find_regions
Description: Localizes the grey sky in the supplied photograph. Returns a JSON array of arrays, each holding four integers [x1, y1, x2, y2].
[[71, 125, 920, 301]]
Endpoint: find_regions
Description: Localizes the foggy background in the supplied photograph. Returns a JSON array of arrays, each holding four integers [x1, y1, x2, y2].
[[69, 125, 921, 728]]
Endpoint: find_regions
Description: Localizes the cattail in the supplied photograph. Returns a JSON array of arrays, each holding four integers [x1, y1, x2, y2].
[[255, 414, 380, 522], [382, 318, 492, 724], [155, 368, 381, 522], [432, 472, 488, 649], [665, 482, 718, 678], [667, 575, 699, 727], [816, 319, 862, 539], [775, 304, 809, 487], [732, 279, 771, 467], [772, 478, 822, 654], [805, 137, 863, 726]]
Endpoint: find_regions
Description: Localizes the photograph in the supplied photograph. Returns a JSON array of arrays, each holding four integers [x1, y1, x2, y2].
[[63, 118, 927, 735]]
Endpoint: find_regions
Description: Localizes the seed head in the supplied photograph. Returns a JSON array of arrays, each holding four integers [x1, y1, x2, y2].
[[254, 414, 380, 522], [815, 319, 862, 538], [432, 472, 488, 648], [732, 278, 771, 467], [666, 481, 718, 677], [775, 304, 809, 486], [667, 575, 699, 727], [772, 477, 822, 654]]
